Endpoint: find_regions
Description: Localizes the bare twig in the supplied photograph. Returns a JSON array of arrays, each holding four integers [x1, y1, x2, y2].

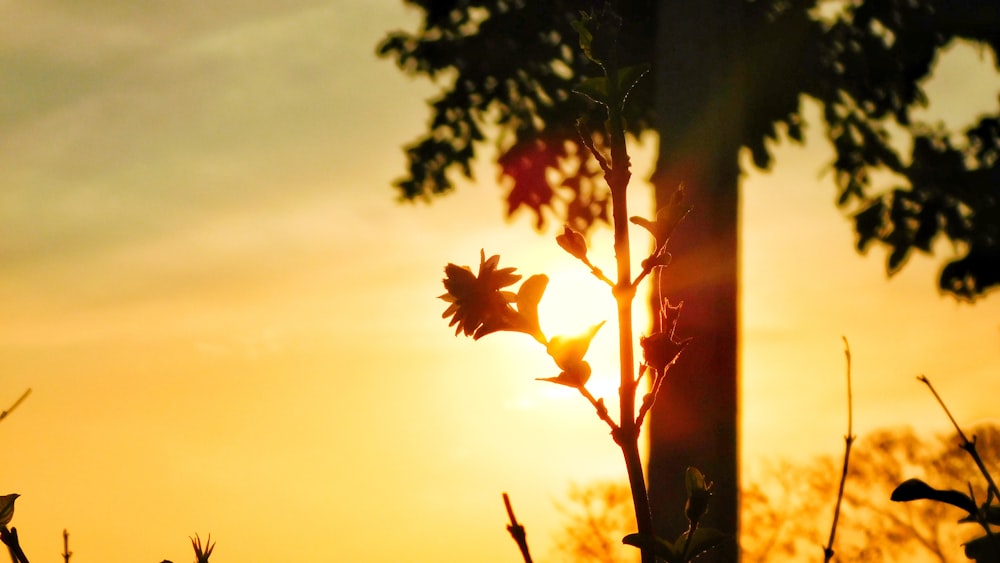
[[62, 530, 71, 563], [0, 390, 31, 425], [503, 493, 533, 563], [823, 337, 855, 562]]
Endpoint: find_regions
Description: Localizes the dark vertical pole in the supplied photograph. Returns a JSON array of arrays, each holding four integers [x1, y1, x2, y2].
[[649, 1, 744, 560]]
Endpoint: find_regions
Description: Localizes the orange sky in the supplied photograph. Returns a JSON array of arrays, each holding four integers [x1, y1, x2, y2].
[[2, 2, 999, 561]]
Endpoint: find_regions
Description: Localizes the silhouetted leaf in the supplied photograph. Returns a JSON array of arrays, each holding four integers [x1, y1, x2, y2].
[[536, 361, 592, 388], [854, 199, 885, 252], [891, 478, 977, 514], [571, 13, 599, 64], [539, 321, 605, 388], [983, 505, 1000, 526], [0, 494, 18, 527], [887, 245, 911, 275], [555, 225, 588, 261], [965, 533, 1000, 562], [516, 274, 549, 343], [684, 466, 712, 524], [622, 532, 680, 562], [546, 322, 605, 370], [631, 186, 691, 250]]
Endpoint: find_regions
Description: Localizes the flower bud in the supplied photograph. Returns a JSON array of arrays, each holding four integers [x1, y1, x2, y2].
[[556, 225, 588, 261], [685, 467, 712, 524]]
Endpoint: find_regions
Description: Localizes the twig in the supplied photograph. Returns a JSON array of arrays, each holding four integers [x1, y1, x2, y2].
[[917, 375, 1000, 505], [62, 530, 71, 563], [576, 118, 611, 176], [824, 337, 855, 562], [502, 493, 533, 563], [0, 390, 31, 425], [631, 248, 668, 289], [583, 259, 616, 288], [577, 386, 620, 433]]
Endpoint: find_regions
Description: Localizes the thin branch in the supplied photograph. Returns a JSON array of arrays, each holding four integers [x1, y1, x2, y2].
[[918, 375, 968, 443], [631, 249, 668, 289], [576, 118, 611, 176], [62, 530, 71, 563], [0, 390, 31, 425], [503, 493, 533, 563], [583, 259, 616, 288], [577, 386, 620, 432], [918, 375, 1000, 502], [824, 337, 855, 562], [602, 28, 655, 563], [634, 370, 665, 430]]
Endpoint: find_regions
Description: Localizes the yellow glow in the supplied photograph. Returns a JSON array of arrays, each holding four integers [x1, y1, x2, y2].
[[3, 4, 1000, 563], [537, 265, 615, 342]]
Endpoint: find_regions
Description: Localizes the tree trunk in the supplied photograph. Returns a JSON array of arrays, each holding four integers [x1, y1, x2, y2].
[[648, 1, 743, 561]]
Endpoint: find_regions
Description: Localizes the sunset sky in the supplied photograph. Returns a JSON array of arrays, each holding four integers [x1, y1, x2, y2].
[[2, 2, 1000, 561]]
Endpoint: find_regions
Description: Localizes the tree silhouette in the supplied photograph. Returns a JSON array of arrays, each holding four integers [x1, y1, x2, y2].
[[742, 425, 1000, 562], [552, 480, 641, 563], [553, 425, 1000, 562], [379, 1, 1000, 557]]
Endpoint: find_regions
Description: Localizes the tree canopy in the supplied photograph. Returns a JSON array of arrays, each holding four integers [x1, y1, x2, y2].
[[379, 0, 1000, 299], [380, 1, 1000, 557]]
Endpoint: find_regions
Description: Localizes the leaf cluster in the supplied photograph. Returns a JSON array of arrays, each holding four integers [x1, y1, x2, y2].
[[380, 0, 1000, 299], [816, 1, 1000, 299], [378, 0, 644, 231]]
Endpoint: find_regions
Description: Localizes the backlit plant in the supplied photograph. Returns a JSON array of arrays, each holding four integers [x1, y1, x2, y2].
[[438, 11, 727, 563]]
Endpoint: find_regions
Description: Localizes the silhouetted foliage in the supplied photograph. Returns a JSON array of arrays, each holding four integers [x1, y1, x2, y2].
[[553, 424, 1000, 562], [743, 424, 1000, 562], [380, 0, 1000, 297], [382, 2, 1000, 556], [552, 481, 638, 563]]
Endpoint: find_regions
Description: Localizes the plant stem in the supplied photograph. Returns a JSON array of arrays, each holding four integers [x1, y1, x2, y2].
[[824, 337, 855, 562], [577, 386, 619, 432], [603, 37, 654, 563]]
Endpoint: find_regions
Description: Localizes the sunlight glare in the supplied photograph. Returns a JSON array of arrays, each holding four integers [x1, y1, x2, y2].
[[535, 264, 651, 407]]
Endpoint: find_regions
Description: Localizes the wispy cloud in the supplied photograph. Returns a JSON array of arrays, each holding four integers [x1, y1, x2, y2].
[[0, 1, 445, 352]]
